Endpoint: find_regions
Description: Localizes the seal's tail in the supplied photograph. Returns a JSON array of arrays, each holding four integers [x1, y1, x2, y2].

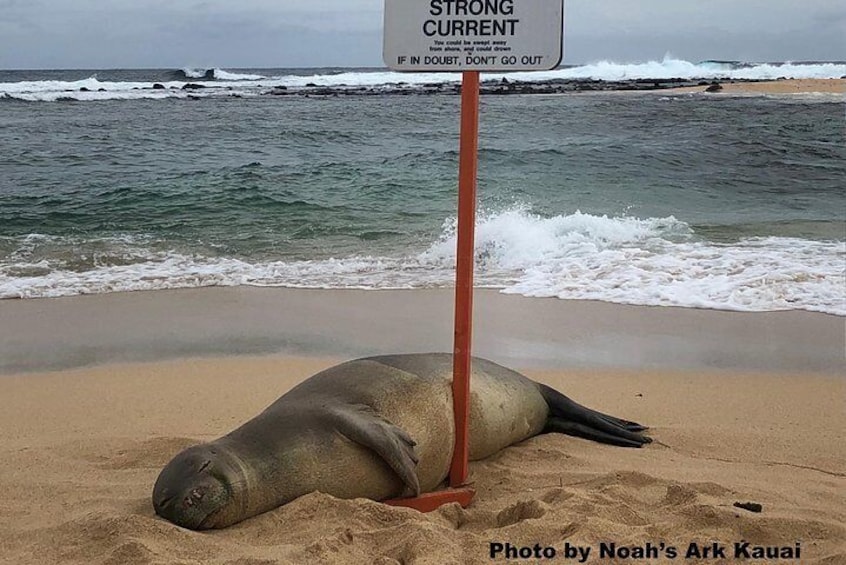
[[536, 383, 652, 448]]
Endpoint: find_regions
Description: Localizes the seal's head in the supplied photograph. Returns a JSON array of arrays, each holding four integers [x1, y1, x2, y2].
[[153, 444, 243, 530]]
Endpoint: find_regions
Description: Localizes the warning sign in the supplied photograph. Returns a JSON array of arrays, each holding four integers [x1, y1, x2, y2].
[[383, 0, 564, 72]]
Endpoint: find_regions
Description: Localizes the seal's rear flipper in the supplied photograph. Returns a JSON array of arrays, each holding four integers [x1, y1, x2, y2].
[[332, 404, 421, 496], [545, 419, 648, 448], [537, 383, 652, 448]]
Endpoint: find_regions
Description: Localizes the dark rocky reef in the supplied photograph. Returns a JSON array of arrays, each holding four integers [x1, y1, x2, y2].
[[259, 77, 761, 98]]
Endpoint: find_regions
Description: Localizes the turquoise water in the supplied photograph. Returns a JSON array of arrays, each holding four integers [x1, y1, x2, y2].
[[1, 67, 844, 313]]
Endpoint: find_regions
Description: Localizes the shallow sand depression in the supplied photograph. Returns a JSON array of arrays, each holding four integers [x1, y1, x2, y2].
[[0, 288, 843, 564]]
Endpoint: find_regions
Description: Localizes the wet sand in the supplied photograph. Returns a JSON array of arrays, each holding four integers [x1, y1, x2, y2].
[[1, 287, 843, 374]]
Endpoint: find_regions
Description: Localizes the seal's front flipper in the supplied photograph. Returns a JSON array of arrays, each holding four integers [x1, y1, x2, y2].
[[537, 383, 652, 448], [331, 404, 421, 496]]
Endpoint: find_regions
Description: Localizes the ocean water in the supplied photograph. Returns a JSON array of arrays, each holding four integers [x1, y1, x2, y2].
[[1, 59, 844, 314]]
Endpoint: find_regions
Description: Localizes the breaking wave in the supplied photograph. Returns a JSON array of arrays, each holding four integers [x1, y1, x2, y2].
[[178, 67, 266, 80], [2, 209, 843, 315]]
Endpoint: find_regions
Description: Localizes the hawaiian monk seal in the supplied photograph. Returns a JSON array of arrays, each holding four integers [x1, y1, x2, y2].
[[153, 354, 650, 529]]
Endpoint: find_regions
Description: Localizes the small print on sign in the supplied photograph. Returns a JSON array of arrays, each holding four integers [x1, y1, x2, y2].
[[383, 0, 564, 72]]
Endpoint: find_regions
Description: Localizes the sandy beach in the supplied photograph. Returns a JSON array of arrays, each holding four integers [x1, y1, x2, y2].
[[0, 288, 843, 564], [660, 78, 845, 95]]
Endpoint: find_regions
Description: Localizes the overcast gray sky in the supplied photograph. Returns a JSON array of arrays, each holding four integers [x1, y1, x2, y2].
[[1, 0, 843, 69]]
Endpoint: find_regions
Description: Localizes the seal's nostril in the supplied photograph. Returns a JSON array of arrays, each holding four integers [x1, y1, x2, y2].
[[198, 460, 211, 473], [156, 495, 174, 509]]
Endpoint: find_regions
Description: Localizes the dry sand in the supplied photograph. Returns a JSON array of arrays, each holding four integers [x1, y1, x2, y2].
[[659, 78, 845, 95], [0, 289, 844, 564]]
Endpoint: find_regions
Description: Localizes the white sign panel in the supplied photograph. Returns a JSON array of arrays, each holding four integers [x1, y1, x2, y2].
[[383, 0, 564, 72]]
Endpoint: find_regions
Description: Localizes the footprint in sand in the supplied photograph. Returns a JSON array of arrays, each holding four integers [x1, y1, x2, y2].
[[496, 499, 548, 527]]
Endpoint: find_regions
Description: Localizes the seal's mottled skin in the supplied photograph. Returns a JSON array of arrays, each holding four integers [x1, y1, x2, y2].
[[153, 354, 650, 529]]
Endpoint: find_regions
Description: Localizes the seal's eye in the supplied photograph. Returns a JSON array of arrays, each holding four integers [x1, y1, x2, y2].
[[198, 460, 211, 473]]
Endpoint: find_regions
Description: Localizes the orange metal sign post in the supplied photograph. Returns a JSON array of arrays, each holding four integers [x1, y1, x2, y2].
[[382, 0, 562, 514], [385, 71, 479, 510], [449, 70, 480, 488]]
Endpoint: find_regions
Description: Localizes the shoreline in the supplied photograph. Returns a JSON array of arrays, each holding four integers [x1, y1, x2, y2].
[[1, 287, 843, 375]]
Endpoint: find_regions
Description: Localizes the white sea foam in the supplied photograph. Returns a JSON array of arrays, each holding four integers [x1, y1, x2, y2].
[[181, 67, 268, 80], [213, 69, 267, 80], [252, 58, 846, 87], [2, 210, 843, 315], [420, 209, 845, 314], [505, 57, 846, 82], [3, 59, 843, 102], [5, 90, 220, 102], [181, 67, 209, 79], [0, 76, 193, 102]]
